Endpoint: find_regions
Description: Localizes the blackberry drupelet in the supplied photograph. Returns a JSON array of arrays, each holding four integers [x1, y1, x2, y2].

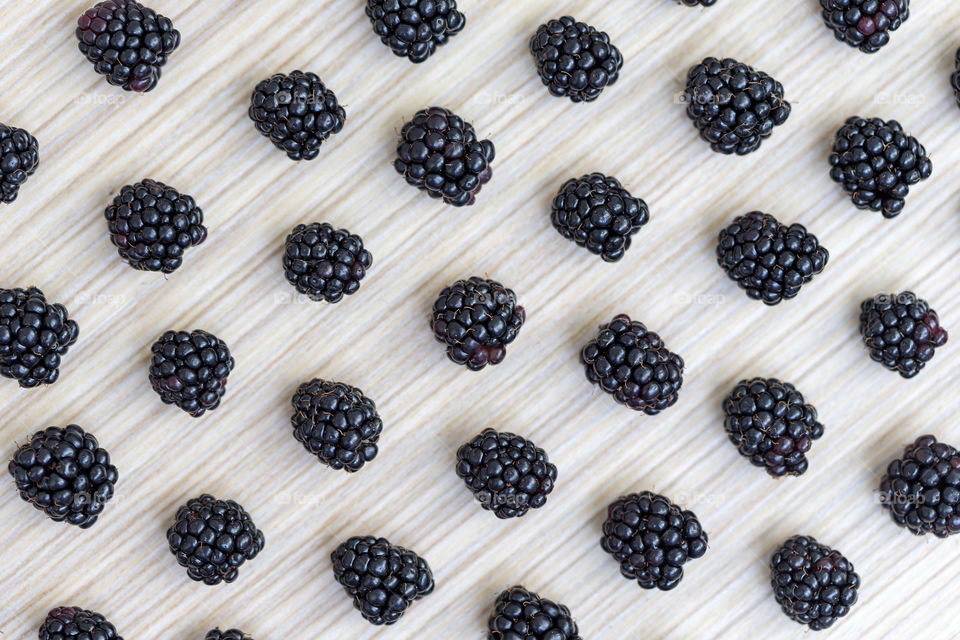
[[166, 494, 265, 585], [0, 123, 38, 204], [722, 378, 824, 477], [283, 223, 372, 303], [551, 173, 649, 262], [75, 0, 180, 93], [679, 0, 716, 5], [455, 428, 557, 519], [249, 71, 346, 161], [291, 378, 382, 472], [8, 425, 118, 528], [331, 535, 434, 625], [820, 0, 909, 53], [683, 57, 791, 155], [859, 292, 947, 378], [601, 491, 708, 591], [40, 607, 122, 640], [365, 0, 465, 63], [148, 330, 234, 417], [581, 314, 684, 415], [395, 107, 495, 207], [771, 535, 859, 630], [431, 276, 525, 370], [0, 287, 79, 388], [529, 16, 623, 103], [716, 211, 829, 305], [104, 179, 206, 273], [879, 435, 960, 537], [952, 48, 960, 109], [829, 116, 932, 218], [487, 586, 581, 640], [205, 630, 252, 640]]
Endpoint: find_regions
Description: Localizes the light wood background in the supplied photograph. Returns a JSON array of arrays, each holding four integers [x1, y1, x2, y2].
[[1, 1, 960, 638]]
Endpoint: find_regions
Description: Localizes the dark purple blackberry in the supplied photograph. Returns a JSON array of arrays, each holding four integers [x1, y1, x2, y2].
[[331, 535, 434, 625], [820, 0, 909, 53], [551, 173, 649, 262], [0, 287, 79, 388], [879, 435, 960, 537], [678, 0, 716, 4], [529, 16, 623, 103], [166, 494, 265, 585], [859, 292, 947, 378], [771, 535, 859, 630], [716, 211, 829, 305], [148, 330, 234, 417], [39, 607, 123, 640], [105, 179, 206, 273], [365, 0, 465, 63], [722, 378, 823, 477], [75, 0, 180, 93], [829, 116, 932, 218], [0, 123, 38, 204], [283, 222, 372, 303], [395, 107, 494, 207], [952, 48, 960, 109], [487, 586, 581, 640], [249, 71, 346, 161], [581, 314, 684, 415], [683, 57, 791, 155], [291, 379, 382, 472], [205, 630, 251, 640], [431, 276, 525, 371]]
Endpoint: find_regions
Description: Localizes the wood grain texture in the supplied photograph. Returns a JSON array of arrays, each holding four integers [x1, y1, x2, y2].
[[1, 1, 960, 638]]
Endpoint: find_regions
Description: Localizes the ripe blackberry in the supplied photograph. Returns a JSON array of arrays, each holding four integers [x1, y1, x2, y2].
[[431, 276, 525, 371], [104, 179, 206, 273], [291, 378, 382, 472], [455, 428, 557, 519], [0, 287, 79, 388], [205, 630, 251, 640], [249, 71, 346, 161], [166, 494, 265, 585], [722, 378, 823, 477], [829, 116, 932, 218], [529, 16, 623, 103], [39, 607, 123, 640], [679, 0, 716, 5], [0, 123, 38, 204], [148, 330, 234, 417], [551, 173, 649, 262], [75, 0, 180, 93], [820, 0, 909, 53], [716, 211, 829, 305], [282, 223, 372, 303], [395, 107, 495, 207], [487, 586, 581, 640], [879, 435, 960, 537], [859, 292, 947, 378], [331, 535, 434, 625], [952, 48, 960, 109], [365, 0, 465, 63], [771, 535, 859, 630], [683, 57, 791, 155], [581, 314, 684, 415]]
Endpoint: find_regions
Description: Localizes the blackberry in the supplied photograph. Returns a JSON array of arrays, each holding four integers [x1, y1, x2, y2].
[[205, 630, 251, 640], [550, 173, 649, 262], [40, 607, 122, 640], [716, 211, 829, 305], [859, 292, 947, 378], [829, 116, 932, 218], [722, 378, 823, 477], [365, 0, 465, 63], [0, 287, 79, 388], [683, 57, 791, 155], [104, 179, 206, 273], [282, 223, 372, 303], [166, 494, 265, 585], [395, 107, 495, 207], [529, 16, 623, 103], [331, 535, 434, 625], [679, 0, 716, 4], [771, 535, 859, 630], [0, 123, 38, 204], [581, 314, 684, 415], [431, 276, 525, 371], [879, 435, 960, 537], [291, 378, 382, 472], [952, 48, 960, 109], [75, 0, 180, 93], [455, 428, 557, 519], [148, 330, 234, 417], [249, 71, 346, 161], [820, 0, 909, 53], [487, 586, 581, 640]]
